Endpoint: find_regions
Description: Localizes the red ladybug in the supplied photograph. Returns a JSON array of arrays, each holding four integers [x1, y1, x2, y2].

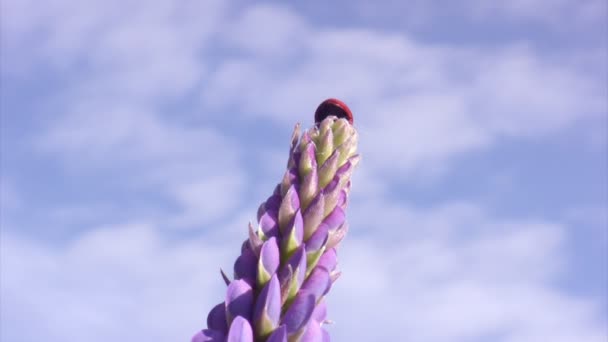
[[314, 98, 354, 125]]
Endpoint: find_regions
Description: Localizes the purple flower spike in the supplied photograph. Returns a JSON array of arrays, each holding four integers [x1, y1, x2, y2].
[[207, 302, 228, 334], [266, 325, 287, 342], [227, 316, 254, 342], [191, 329, 225, 342], [257, 237, 280, 287], [193, 101, 359, 341], [253, 274, 281, 338], [226, 280, 254, 325]]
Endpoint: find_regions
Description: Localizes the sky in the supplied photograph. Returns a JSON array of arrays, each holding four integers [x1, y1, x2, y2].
[[0, 0, 607, 341]]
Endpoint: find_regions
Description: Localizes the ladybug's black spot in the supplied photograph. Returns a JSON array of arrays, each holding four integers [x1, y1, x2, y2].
[[314, 98, 354, 125]]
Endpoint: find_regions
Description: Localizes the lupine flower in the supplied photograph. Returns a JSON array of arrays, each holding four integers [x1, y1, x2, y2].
[[192, 99, 359, 342]]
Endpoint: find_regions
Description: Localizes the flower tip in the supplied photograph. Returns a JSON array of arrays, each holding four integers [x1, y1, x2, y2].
[[314, 98, 353, 125]]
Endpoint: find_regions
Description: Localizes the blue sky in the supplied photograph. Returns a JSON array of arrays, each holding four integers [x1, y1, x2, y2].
[[1, 0, 606, 341]]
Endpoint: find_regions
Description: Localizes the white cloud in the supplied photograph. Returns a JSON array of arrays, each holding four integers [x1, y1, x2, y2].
[[468, 0, 607, 27], [168, 173, 247, 228], [0, 223, 234, 342], [3, 0, 252, 228], [2, 0, 225, 79], [350, 0, 606, 31], [328, 200, 606, 341], [224, 4, 308, 57]]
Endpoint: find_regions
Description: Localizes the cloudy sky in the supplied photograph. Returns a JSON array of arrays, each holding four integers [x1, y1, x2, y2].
[[1, 0, 606, 341]]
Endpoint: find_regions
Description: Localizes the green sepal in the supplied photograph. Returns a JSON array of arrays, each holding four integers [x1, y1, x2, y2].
[[255, 312, 274, 340], [281, 225, 300, 263], [257, 259, 271, 288], [306, 246, 326, 277]]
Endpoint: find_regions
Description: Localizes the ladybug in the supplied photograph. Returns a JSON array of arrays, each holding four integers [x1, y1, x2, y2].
[[314, 98, 354, 125]]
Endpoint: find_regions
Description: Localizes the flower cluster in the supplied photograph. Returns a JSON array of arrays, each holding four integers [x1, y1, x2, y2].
[[192, 105, 359, 342]]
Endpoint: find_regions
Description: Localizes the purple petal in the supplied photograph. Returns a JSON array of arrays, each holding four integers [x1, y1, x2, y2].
[[233, 248, 256, 287], [298, 141, 317, 177], [322, 328, 331, 342], [326, 222, 349, 250], [265, 194, 282, 213], [301, 266, 331, 302], [259, 211, 279, 238], [299, 131, 312, 148], [281, 291, 316, 336], [317, 248, 338, 273], [299, 320, 323, 342], [279, 264, 293, 306], [253, 274, 281, 336], [278, 185, 300, 234], [347, 154, 361, 169], [322, 178, 340, 217], [299, 166, 318, 210], [226, 316, 254, 342], [290, 123, 301, 151], [258, 237, 279, 286], [305, 222, 328, 252], [330, 271, 342, 284], [322, 206, 345, 231], [279, 245, 307, 301], [241, 240, 250, 254], [225, 280, 253, 325], [337, 189, 347, 208], [191, 329, 225, 342], [335, 156, 357, 188], [289, 246, 307, 287], [280, 168, 298, 197], [303, 193, 325, 240], [266, 325, 287, 342], [288, 150, 301, 170], [207, 302, 228, 334], [257, 202, 266, 222], [312, 301, 327, 322]]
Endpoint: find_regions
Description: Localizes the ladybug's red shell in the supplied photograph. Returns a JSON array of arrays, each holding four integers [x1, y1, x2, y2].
[[314, 98, 354, 125]]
